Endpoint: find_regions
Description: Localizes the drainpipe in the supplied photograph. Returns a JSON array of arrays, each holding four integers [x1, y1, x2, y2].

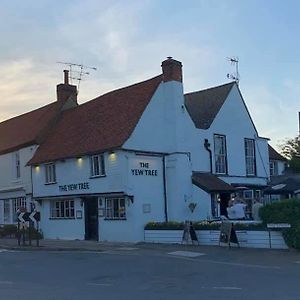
[[162, 155, 168, 222], [204, 139, 212, 173]]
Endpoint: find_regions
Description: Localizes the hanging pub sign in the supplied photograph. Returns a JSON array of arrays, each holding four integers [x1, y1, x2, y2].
[[131, 162, 158, 177]]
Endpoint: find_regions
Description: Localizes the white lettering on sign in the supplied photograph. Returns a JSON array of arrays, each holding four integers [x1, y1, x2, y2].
[[59, 182, 90, 192], [131, 161, 158, 176]]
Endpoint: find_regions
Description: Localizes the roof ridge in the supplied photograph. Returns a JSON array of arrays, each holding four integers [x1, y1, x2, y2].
[[184, 81, 235, 96]]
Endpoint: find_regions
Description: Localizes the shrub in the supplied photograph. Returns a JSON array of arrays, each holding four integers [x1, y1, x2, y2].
[[0, 224, 18, 237], [260, 198, 300, 250]]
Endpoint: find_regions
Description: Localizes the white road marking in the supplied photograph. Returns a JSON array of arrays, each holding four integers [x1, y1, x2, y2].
[[168, 251, 206, 258], [213, 286, 242, 290], [0, 281, 13, 285], [87, 282, 113, 287], [117, 247, 139, 251], [295, 261, 300, 264]]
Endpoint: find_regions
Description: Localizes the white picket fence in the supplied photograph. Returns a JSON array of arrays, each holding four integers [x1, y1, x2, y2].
[[144, 230, 288, 249]]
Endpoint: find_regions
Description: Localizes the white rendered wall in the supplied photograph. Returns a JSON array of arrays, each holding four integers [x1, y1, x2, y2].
[[39, 198, 85, 240], [99, 154, 165, 242], [0, 145, 37, 223]]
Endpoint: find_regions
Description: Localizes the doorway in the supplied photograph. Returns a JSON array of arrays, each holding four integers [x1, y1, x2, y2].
[[219, 193, 231, 217], [84, 197, 99, 240]]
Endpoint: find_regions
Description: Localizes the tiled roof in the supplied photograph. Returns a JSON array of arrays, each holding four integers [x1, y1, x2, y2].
[[192, 172, 235, 193], [268, 144, 286, 161], [29, 75, 162, 164], [264, 175, 300, 194], [184, 82, 235, 129], [0, 102, 62, 155]]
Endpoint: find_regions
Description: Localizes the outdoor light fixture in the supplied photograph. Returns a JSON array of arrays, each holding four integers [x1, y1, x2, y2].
[[35, 165, 40, 172], [109, 151, 117, 161]]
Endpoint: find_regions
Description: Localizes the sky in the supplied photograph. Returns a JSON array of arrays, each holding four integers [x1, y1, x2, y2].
[[0, 0, 299, 151]]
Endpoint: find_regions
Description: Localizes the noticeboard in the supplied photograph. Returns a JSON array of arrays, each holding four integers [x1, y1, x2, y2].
[[219, 221, 239, 247]]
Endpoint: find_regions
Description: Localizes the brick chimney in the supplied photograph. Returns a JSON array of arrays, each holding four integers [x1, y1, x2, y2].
[[56, 70, 77, 103], [161, 57, 183, 82]]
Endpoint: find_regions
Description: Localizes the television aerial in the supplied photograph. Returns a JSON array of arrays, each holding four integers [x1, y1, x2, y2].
[[226, 56, 240, 85], [56, 62, 97, 94]]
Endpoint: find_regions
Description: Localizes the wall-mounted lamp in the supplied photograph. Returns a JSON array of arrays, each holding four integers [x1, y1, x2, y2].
[[77, 157, 83, 167], [109, 151, 117, 161], [35, 165, 40, 172]]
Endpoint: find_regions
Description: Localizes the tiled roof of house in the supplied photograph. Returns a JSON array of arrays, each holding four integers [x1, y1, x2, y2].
[[184, 82, 235, 129], [268, 144, 286, 161], [192, 172, 235, 193], [29, 75, 162, 164], [0, 102, 62, 155]]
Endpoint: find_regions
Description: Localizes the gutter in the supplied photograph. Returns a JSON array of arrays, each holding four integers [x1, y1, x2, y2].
[[204, 139, 213, 173]]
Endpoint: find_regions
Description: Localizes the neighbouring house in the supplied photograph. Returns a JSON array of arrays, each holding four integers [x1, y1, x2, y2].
[[25, 58, 270, 242], [0, 71, 77, 224], [264, 145, 300, 201]]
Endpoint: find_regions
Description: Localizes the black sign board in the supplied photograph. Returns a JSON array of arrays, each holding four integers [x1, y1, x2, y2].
[[219, 221, 239, 247], [182, 221, 199, 244], [17, 211, 40, 222]]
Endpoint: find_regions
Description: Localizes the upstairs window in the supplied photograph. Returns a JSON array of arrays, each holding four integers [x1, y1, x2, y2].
[[13, 197, 27, 213], [45, 163, 56, 184], [269, 161, 278, 176], [13, 152, 21, 179], [214, 134, 227, 174], [90, 154, 105, 177], [245, 138, 256, 176]]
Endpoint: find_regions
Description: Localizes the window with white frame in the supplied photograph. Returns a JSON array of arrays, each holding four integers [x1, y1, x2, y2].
[[45, 163, 56, 184], [90, 154, 105, 177], [13, 152, 21, 179], [214, 134, 227, 174], [105, 198, 126, 220], [13, 197, 27, 213], [245, 138, 256, 176], [50, 200, 75, 218], [269, 161, 278, 176], [3, 200, 10, 223]]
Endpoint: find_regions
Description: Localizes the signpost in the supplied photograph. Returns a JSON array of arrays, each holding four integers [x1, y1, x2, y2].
[[17, 211, 41, 247]]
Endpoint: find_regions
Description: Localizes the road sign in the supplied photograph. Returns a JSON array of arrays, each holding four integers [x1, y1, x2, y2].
[[29, 211, 40, 222], [18, 211, 40, 222], [18, 212, 30, 222]]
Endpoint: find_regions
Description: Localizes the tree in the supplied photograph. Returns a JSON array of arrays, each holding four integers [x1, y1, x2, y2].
[[280, 136, 300, 173]]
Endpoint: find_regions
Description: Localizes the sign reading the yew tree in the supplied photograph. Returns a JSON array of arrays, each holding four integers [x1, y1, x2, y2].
[[131, 162, 158, 176]]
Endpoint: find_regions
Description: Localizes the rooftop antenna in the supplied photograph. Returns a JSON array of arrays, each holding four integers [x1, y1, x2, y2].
[[56, 62, 97, 94], [226, 56, 240, 85]]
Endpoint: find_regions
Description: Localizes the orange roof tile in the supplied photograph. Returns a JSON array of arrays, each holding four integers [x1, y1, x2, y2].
[[29, 75, 162, 164], [0, 102, 62, 155]]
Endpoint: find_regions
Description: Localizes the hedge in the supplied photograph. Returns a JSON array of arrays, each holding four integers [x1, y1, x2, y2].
[[260, 198, 300, 250]]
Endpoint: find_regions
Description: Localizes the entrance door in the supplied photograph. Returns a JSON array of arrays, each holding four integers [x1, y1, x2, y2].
[[219, 193, 231, 217], [84, 197, 99, 240]]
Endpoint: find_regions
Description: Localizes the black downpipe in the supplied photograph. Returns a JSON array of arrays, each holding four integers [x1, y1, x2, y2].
[[162, 155, 168, 222], [204, 139, 213, 173]]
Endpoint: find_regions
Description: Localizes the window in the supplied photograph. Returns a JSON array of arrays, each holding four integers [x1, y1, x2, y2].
[[269, 161, 278, 176], [13, 197, 27, 213], [90, 154, 105, 177], [105, 198, 126, 220], [245, 138, 256, 176], [50, 200, 75, 218], [45, 163, 56, 184], [3, 200, 10, 223], [214, 134, 227, 174], [13, 152, 21, 179]]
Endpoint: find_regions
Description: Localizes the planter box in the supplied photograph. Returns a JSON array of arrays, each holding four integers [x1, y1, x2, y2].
[[144, 229, 288, 249]]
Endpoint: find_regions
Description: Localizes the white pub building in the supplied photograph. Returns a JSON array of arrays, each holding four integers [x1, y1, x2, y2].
[[2, 58, 270, 242]]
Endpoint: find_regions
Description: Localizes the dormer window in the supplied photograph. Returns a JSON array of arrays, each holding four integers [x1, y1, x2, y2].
[[45, 163, 56, 184], [90, 154, 105, 177]]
